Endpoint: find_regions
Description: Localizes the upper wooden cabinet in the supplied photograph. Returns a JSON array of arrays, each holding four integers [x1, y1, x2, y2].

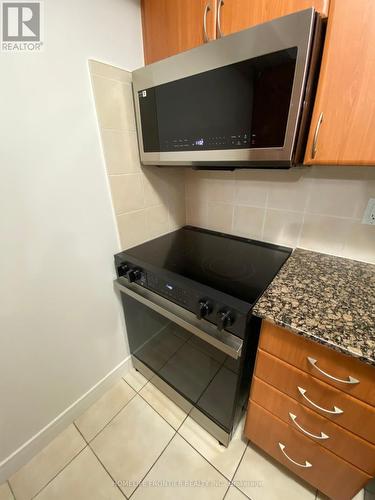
[[304, 0, 375, 165], [141, 0, 216, 64], [219, 0, 329, 36]]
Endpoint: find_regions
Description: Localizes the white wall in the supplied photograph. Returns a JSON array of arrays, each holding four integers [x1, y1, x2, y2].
[[0, 0, 144, 478]]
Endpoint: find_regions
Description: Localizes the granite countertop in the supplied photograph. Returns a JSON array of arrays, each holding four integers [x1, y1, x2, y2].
[[253, 249, 375, 366]]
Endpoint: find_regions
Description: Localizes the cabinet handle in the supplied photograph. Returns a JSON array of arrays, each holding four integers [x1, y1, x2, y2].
[[203, 3, 211, 43], [216, 0, 224, 38], [278, 443, 312, 468], [297, 386, 343, 415], [307, 357, 360, 385], [311, 111, 323, 159], [289, 413, 329, 440]]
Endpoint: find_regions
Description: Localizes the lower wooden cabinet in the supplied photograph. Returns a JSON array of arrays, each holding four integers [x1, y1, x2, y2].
[[245, 321, 375, 500], [245, 401, 371, 500], [251, 376, 375, 476]]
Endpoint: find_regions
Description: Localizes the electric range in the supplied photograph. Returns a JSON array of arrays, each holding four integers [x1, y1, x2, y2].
[[114, 226, 291, 445]]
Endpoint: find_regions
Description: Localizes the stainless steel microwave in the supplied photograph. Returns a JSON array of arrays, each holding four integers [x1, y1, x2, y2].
[[132, 8, 324, 169]]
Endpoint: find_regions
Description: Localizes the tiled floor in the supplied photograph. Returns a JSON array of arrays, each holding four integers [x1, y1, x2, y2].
[[1, 368, 369, 500]]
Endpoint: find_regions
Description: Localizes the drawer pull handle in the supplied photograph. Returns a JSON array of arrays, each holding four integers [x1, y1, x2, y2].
[[289, 413, 329, 440], [307, 357, 359, 385], [278, 443, 312, 468], [297, 387, 343, 415]]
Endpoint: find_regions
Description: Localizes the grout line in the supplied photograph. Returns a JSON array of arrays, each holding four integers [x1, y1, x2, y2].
[[176, 432, 231, 486], [29, 445, 89, 499], [227, 442, 251, 499], [73, 424, 127, 499], [127, 431, 177, 499], [7, 480, 16, 500], [81, 387, 138, 445], [260, 191, 269, 240]]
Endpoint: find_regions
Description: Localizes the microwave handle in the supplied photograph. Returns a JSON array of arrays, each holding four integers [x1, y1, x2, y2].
[[203, 3, 211, 43], [216, 0, 224, 38], [114, 279, 243, 359]]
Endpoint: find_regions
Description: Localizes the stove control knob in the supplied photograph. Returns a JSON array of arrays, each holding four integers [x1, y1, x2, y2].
[[126, 268, 142, 283], [196, 300, 212, 320], [217, 310, 234, 331], [117, 263, 129, 277]]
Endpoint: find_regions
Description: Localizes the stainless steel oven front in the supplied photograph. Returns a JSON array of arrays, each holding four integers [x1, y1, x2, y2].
[[132, 8, 323, 168], [115, 280, 258, 446]]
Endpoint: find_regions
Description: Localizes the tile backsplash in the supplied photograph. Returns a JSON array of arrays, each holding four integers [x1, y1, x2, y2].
[[89, 59, 374, 265], [185, 167, 375, 264], [89, 60, 185, 250]]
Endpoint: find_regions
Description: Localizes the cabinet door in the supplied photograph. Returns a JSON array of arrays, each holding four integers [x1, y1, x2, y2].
[[141, 0, 216, 64], [219, 0, 329, 36], [304, 0, 375, 165]]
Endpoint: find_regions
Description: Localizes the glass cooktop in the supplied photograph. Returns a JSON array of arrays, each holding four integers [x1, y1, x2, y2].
[[124, 226, 292, 306]]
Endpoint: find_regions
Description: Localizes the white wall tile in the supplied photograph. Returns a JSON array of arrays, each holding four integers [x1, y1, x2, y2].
[[145, 204, 170, 239], [300, 214, 353, 255], [185, 167, 375, 264], [207, 202, 233, 232], [267, 170, 311, 212], [263, 209, 304, 248], [90, 61, 187, 251], [91, 75, 128, 131], [117, 210, 148, 249], [234, 171, 269, 207], [109, 174, 144, 214], [342, 222, 375, 263], [233, 205, 265, 239], [101, 130, 141, 175]]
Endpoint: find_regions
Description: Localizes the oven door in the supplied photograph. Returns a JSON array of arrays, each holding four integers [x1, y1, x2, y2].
[[115, 280, 244, 436]]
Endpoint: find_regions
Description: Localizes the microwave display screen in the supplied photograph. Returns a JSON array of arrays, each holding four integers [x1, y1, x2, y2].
[[138, 47, 298, 153]]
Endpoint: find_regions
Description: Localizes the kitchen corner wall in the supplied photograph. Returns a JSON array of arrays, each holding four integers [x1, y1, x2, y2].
[[89, 61, 186, 249], [185, 168, 375, 264], [89, 57, 374, 264]]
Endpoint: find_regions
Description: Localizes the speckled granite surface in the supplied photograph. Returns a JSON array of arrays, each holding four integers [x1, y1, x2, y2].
[[253, 249, 375, 366]]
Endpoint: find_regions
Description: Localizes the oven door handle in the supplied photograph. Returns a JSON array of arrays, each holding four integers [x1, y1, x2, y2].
[[114, 279, 243, 360]]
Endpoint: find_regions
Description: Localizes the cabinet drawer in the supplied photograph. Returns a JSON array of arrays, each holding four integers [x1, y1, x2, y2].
[[255, 349, 375, 444], [250, 376, 375, 475], [259, 321, 375, 406], [245, 401, 370, 500]]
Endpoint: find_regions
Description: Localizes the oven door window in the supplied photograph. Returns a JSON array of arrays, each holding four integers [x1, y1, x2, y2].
[[122, 294, 240, 433]]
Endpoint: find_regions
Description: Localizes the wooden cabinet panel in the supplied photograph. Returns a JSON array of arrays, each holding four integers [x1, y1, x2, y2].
[[304, 0, 375, 164], [219, 0, 329, 36], [245, 401, 370, 500], [259, 321, 375, 406], [251, 376, 375, 475], [141, 0, 216, 64], [255, 349, 375, 444]]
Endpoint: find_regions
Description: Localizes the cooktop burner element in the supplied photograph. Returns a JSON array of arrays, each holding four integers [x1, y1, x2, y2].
[[115, 226, 292, 339], [202, 256, 255, 281]]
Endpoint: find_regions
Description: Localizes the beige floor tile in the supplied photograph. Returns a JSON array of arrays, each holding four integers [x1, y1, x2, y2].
[[178, 416, 247, 480], [9, 425, 86, 500], [225, 486, 248, 500], [91, 395, 174, 497], [0, 482, 14, 500], [123, 367, 149, 392], [75, 379, 136, 441], [233, 443, 316, 500], [34, 447, 123, 500], [132, 433, 229, 500], [140, 382, 187, 430]]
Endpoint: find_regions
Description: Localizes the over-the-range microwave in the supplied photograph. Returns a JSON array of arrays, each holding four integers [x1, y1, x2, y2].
[[132, 8, 325, 169]]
